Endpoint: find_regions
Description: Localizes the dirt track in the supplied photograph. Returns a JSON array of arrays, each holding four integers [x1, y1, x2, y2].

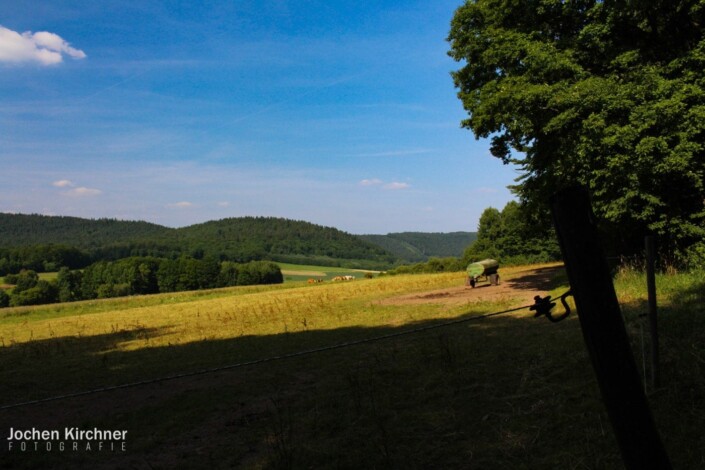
[[377, 265, 564, 308]]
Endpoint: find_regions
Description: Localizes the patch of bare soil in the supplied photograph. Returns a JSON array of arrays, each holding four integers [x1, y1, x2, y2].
[[377, 266, 564, 308]]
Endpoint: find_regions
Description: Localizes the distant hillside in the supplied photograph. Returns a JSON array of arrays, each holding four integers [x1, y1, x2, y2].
[[0, 213, 395, 270], [0, 213, 172, 248], [175, 217, 395, 267], [359, 232, 477, 262]]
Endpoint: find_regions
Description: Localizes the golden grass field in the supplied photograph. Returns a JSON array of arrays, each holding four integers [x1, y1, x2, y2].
[[0, 263, 703, 469]]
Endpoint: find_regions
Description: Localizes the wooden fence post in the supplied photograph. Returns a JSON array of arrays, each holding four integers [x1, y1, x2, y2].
[[550, 186, 670, 469]]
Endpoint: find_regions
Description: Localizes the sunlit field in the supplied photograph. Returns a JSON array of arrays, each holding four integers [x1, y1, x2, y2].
[[1, 263, 703, 469], [276, 262, 379, 282]]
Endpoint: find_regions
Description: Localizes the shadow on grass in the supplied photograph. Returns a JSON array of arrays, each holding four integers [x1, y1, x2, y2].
[[0, 310, 617, 469], [617, 272, 705, 470], [503, 266, 566, 292], [1, 269, 701, 469]]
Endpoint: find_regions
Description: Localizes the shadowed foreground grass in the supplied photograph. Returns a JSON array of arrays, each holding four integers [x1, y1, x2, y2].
[[0, 264, 703, 469]]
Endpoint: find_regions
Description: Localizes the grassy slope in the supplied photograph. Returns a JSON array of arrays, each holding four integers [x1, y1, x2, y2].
[[277, 262, 378, 282], [0, 265, 702, 468]]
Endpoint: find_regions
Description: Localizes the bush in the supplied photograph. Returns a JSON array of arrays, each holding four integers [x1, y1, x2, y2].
[[96, 283, 131, 299], [686, 242, 705, 272], [0, 289, 9, 308], [9, 280, 58, 306], [12, 270, 39, 293], [218, 262, 240, 287], [236, 261, 283, 286], [385, 257, 465, 275], [57, 267, 83, 302]]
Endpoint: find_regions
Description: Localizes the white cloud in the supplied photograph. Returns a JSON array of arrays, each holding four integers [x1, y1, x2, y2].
[[0, 26, 86, 66], [217, 201, 230, 207], [64, 187, 102, 197], [383, 182, 410, 190], [54, 179, 101, 196], [360, 179, 410, 190], [168, 201, 195, 208]]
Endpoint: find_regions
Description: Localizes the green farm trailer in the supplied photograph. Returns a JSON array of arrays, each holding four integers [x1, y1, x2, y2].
[[466, 259, 500, 288]]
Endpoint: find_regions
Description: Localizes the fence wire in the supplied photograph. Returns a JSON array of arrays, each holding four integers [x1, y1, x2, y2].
[[1, 302, 536, 411]]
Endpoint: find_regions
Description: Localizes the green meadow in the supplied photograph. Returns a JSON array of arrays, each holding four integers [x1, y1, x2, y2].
[[276, 262, 379, 282], [0, 264, 703, 469]]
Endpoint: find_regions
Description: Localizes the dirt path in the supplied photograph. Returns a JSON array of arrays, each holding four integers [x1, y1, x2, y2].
[[377, 265, 564, 308]]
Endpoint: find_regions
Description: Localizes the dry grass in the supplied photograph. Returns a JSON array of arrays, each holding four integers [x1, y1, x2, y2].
[[0, 263, 702, 469]]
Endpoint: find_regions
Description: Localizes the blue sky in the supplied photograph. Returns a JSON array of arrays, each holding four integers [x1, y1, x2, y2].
[[1, 0, 520, 234]]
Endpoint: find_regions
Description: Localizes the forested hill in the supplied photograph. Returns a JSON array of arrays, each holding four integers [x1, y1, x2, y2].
[[358, 232, 477, 262], [0, 213, 171, 248], [174, 218, 395, 267], [0, 213, 396, 269]]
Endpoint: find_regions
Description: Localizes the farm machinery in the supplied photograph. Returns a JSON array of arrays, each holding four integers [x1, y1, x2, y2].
[[466, 259, 499, 288]]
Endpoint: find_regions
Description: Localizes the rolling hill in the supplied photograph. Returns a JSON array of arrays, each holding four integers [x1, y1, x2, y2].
[[0, 213, 478, 271], [358, 231, 477, 262], [0, 213, 395, 270], [0, 213, 170, 248]]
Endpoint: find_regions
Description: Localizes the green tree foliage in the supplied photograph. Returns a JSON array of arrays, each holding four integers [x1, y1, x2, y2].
[[218, 262, 240, 287], [73, 257, 283, 301], [176, 217, 394, 265], [465, 208, 502, 260], [81, 257, 163, 299], [359, 232, 477, 262], [0, 213, 169, 249], [0, 245, 90, 275], [463, 202, 561, 265], [57, 267, 84, 303], [685, 241, 705, 271], [448, 0, 705, 259], [386, 257, 465, 275], [0, 214, 396, 269], [12, 270, 39, 293], [0, 289, 9, 308], [237, 261, 284, 286], [156, 256, 219, 293], [10, 280, 58, 307]]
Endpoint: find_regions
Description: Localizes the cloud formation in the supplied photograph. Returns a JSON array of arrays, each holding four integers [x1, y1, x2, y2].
[[359, 179, 410, 190], [0, 26, 86, 65], [168, 201, 195, 208], [65, 187, 102, 197], [383, 182, 410, 190], [52, 179, 101, 196]]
